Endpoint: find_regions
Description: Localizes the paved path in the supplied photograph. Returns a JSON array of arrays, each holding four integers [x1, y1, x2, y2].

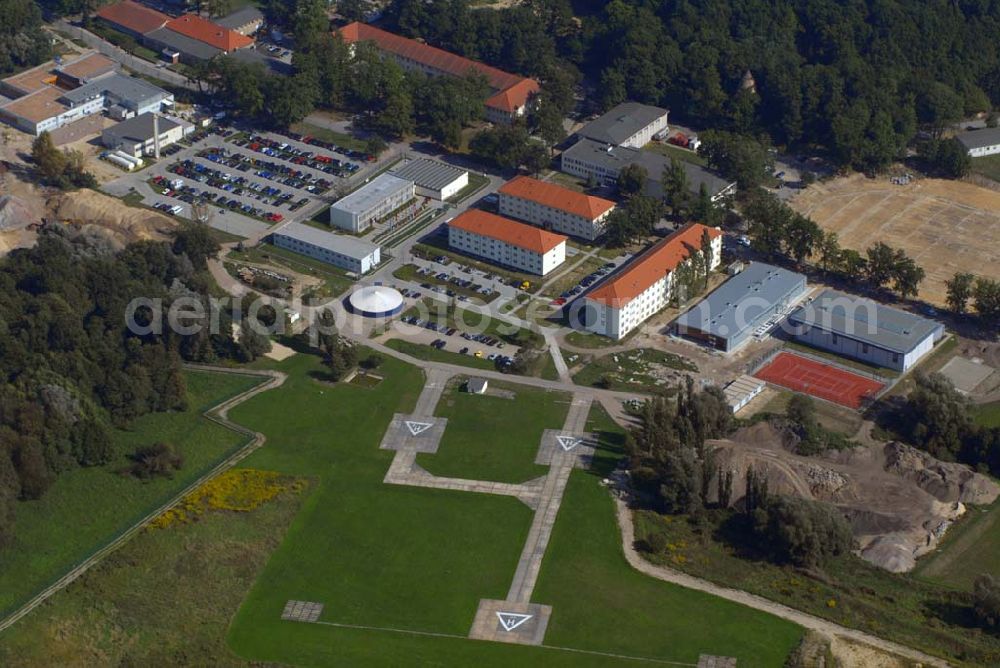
[[506, 395, 592, 603], [413, 368, 452, 416], [0, 365, 286, 634], [612, 497, 951, 668]]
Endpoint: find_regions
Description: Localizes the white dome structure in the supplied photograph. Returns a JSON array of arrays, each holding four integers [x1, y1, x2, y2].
[[348, 285, 404, 318]]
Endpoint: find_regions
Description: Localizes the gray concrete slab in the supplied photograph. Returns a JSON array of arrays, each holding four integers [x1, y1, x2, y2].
[[535, 429, 596, 469], [281, 600, 324, 622], [468, 599, 552, 645], [939, 356, 995, 394], [378, 414, 447, 453]]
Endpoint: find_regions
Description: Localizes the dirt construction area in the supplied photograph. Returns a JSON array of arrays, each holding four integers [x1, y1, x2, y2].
[[791, 174, 1000, 305]]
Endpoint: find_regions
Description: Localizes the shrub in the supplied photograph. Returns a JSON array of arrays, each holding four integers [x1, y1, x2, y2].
[[123, 442, 183, 480]]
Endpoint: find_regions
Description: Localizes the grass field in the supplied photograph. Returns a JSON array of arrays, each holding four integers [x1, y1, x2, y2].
[[0, 370, 263, 618], [971, 153, 1000, 183], [915, 500, 1000, 590], [225, 356, 805, 665], [0, 472, 305, 666], [228, 243, 355, 299], [973, 400, 1000, 428], [563, 329, 619, 349], [417, 381, 569, 483]]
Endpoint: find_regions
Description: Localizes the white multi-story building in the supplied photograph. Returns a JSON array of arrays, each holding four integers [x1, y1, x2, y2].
[[448, 210, 567, 276], [577, 223, 723, 340], [329, 173, 415, 233], [576, 102, 669, 149], [271, 222, 381, 274], [497, 175, 616, 241]]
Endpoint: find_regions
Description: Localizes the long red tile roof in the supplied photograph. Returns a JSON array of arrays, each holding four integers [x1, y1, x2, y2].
[[96, 1, 168, 35], [586, 223, 722, 307], [166, 14, 253, 51], [449, 210, 567, 254], [339, 22, 538, 113], [499, 175, 616, 220]]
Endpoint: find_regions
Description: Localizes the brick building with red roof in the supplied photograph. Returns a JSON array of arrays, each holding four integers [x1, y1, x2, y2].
[[498, 175, 616, 241], [578, 223, 723, 339], [447, 209, 567, 275], [95, 0, 168, 39], [339, 22, 539, 124]]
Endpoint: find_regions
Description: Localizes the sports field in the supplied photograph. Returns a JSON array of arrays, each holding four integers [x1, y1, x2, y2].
[[792, 175, 1000, 305], [754, 352, 885, 409]]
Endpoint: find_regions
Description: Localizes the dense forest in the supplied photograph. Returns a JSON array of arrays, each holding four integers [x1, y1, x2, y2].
[[0, 224, 267, 550], [0, 0, 51, 77], [382, 0, 1000, 170]]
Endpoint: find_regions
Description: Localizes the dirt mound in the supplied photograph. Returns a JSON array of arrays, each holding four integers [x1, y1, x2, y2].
[[0, 195, 41, 231], [708, 426, 1000, 572], [48, 189, 176, 248]]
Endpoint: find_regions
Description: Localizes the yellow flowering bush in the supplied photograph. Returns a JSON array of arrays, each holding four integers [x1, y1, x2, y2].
[[149, 469, 303, 530]]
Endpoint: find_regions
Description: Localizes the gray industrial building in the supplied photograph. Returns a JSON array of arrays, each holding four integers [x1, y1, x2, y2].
[[787, 289, 945, 371], [270, 222, 381, 274], [101, 112, 190, 157], [955, 128, 1000, 158], [62, 72, 173, 119], [143, 27, 223, 63], [673, 262, 807, 352], [561, 137, 736, 202], [389, 158, 468, 200], [576, 102, 669, 148], [329, 173, 415, 233]]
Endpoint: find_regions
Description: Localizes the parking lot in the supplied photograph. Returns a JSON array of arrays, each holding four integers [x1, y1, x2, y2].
[[393, 312, 519, 368], [104, 125, 374, 238]]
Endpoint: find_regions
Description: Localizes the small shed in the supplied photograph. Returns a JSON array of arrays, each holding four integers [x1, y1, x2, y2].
[[466, 378, 489, 395], [723, 375, 765, 414]]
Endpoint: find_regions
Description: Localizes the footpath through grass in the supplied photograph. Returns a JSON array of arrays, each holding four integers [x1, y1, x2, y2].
[[533, 405, 804, 665], [0, 370, 263, 618], [227, 354, 536, 657], [417, 381, 568, 483], [0, 471, 306, 666]]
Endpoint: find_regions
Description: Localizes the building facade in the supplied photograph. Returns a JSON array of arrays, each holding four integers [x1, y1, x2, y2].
[[448, 210, 567, 276], [561, 137, 737, 203], [673, 262, 808, 352], [389, 158, 468, 200], [271, 222, 381, 274], [497, 175, 616, 241], [787, 289, 944, 371], [576, 102, 669, 148], [329, 173, 415, 233], [339, 22, 539, 124], [101, 112, 186, 157], [956, 128, 1000, 157], [578, 223, 723, 340]]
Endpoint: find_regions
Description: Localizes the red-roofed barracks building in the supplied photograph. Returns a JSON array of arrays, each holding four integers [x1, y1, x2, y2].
[[339, 22, 539, 124], [448, 209, 567, 275], [579, 223, 723, 339], [498, 175, 616, 241]]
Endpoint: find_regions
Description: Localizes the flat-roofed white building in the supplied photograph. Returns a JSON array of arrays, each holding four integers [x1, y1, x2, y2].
[[101, 112, 187, 157], [389, 158, 468, 200], [577, 223, 723, 340], [447, 209, 567, 276], [271, 222, 381, 274], [329, 173, 414, 233], [497, 175, 616, 241]]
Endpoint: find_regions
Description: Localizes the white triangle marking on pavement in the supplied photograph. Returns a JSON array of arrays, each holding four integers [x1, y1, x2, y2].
[[556, 435, 581, 451], [496, 611, 533, 632], [405, 420, 434, 436]]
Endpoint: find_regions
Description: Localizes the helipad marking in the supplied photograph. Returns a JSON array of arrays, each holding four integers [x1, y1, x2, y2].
[[496, 611, 533, 632], [405, 420, 434, 436], [556, 435, 581, 451]]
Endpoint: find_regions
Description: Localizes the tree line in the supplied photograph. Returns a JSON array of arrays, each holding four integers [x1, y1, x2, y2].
[[0, 224, 269, 550], [0, 0, 50, 78]]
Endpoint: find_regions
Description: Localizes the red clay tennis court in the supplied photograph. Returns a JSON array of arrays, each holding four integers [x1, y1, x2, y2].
[[753, 352, 885, 409]]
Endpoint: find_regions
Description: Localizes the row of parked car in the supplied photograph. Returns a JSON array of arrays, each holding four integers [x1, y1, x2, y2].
[[153, 174, 285, 221], [415, 266, 494, 297], [197, 148, 334, 193], [278, 128, 376, 163], [233, 133, 360, 178], [551, 261, 618, 306], [165, 161, 306, 212]]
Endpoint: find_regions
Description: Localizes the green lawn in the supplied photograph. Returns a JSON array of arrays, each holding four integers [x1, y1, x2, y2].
[[973, 400, 1000, 428], [447, 172, 490, 203], [532, 405, 804, 665], [385, 338, 497, 371], [417, 382, 568, 483], [915, 500, 1000, 590], [0, 472, 305, 666], [563, 329, 619, 349], [226, 354, 537, 653], [0, 370, 264, 618], [971, 154, 1000, 183]]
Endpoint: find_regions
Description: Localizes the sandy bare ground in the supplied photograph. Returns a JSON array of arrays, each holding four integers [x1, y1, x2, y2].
[[791, 174, 1000, 305], [264, 340, 296, 361]]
